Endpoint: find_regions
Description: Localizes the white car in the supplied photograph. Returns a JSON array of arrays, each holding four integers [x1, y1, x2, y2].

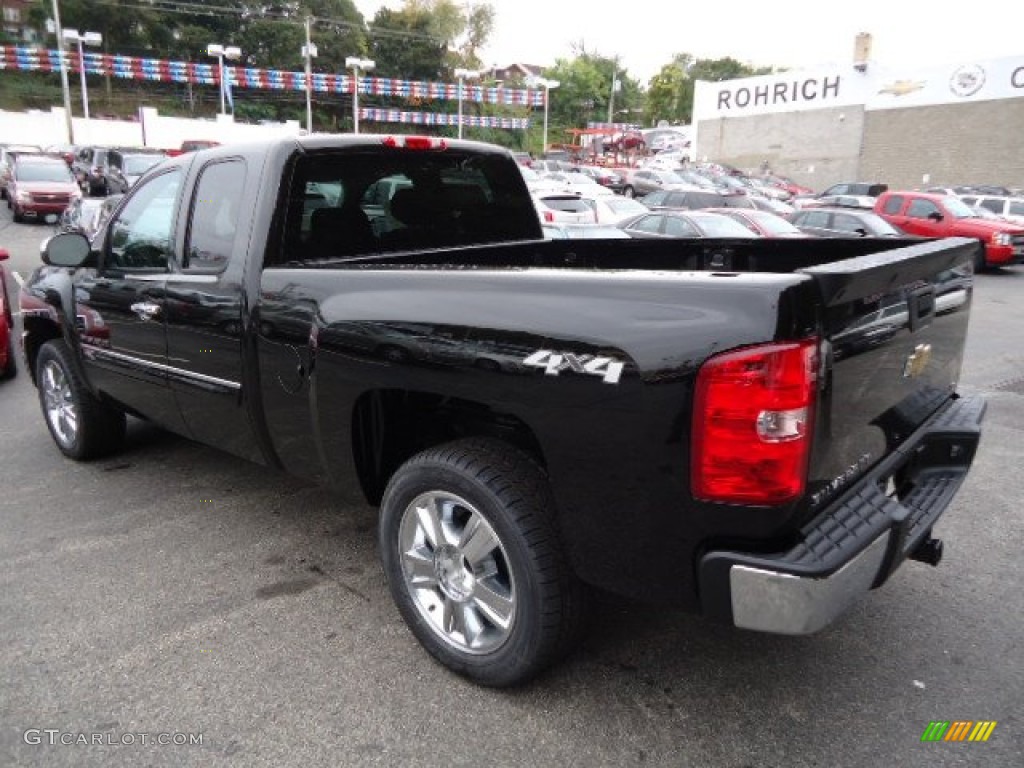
[[576, 194, 650, 225], [957, 194, 1024, 226], [532, 193, 595, 225], [541, 172, 616, 197]]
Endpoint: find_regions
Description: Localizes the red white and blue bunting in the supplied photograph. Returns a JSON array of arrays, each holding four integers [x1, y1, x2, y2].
[[0, 46, 545, 106], [359, 108, 529, 129]]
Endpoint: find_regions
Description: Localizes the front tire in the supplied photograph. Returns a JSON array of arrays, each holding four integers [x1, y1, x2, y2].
[[379, 438, 585, 687], [622, 185, 635, 198], [36, 339, 125, 459]]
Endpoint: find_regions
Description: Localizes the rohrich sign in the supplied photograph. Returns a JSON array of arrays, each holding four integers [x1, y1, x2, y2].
[[693, 54, 1024, 121]]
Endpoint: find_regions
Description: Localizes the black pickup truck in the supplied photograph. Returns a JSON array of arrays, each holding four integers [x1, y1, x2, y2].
[[20, 135, 985, 687]]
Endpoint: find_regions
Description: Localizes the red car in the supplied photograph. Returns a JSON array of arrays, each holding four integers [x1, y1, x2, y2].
[[874, 191, 1024, 269], [8, 156, 81, 223], [0, 248, 16, 379]]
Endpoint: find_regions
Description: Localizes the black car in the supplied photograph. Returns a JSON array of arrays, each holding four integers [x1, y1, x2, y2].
[[72, 146, 114, 196], [106, 150, 166, 195], [788, 207, 905, 238]]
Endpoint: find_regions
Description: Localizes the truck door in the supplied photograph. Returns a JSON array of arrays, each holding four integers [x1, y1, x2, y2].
[[901, 198, 949, 238], [163, 157, 263, 463], [75, 167, 185, 432]]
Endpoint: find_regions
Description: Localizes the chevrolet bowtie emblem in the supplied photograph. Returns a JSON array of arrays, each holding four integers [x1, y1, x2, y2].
[[903, 344, 932, 378]]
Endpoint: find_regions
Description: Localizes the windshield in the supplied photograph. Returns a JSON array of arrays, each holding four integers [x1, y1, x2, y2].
[[16, 163, 73, 182], [124, 156, 163, 175], [691, 213, 759, 237], [943, 197, 980, 219]]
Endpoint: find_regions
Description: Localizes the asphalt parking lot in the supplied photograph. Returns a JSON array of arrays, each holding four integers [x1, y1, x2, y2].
[[1, 206, 1021, 768]]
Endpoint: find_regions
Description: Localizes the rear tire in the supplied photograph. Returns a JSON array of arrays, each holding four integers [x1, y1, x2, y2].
[[35, 339, 125, 460], [622, 185, 635, 198], [379, 438, 586, 687]]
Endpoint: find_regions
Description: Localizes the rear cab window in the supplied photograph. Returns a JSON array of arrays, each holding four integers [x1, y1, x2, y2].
[[274, 147, 540, 265]]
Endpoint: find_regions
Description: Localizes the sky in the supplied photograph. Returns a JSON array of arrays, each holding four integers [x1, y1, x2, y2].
[[352, 0, 1024, 84]]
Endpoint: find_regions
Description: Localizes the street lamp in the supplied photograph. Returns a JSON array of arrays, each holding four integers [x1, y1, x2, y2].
[[453, 68, 480, 140], [302, 17, 317, 134], [207, 43, 242, 116], [62, 29, 102, 120], [345, 56, 375, 134], [48, 0, 73, 142], [528, 77, 560, 154]]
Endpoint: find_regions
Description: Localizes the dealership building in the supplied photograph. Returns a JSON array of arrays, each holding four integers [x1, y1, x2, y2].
[[692, 54, 1024, 191]]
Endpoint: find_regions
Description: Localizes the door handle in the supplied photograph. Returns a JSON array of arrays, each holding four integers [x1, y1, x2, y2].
[[130, 301, 162, 321]]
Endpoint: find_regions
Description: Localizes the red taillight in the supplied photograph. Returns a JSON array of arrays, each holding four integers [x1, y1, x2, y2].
[[543, 210, 554, 222], [381, 135, 447, 150], [691, 339, 818, 505]]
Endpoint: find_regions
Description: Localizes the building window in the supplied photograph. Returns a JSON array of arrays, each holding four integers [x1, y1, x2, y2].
[[3, 7, 21, 23]]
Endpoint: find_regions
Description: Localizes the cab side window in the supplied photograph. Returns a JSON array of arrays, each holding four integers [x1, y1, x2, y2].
[[185, 160, 246, 272], [105, 170, 181, 271], [907, 199, 941, 220], [882, 195, 904, 215]]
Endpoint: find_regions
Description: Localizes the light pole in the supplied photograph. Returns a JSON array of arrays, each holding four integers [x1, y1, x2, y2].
[[207, 43, 242, 116], [345, 56, 375, 134], [62, 29, 102, 120], [49, 0, 73, 142], [453, 68, 480, 139], [529, 77, 560, 154], [302, 17, 317, 134]]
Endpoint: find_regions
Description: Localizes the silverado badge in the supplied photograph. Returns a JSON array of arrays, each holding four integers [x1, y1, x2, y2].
[[903, 343, 933, 378]]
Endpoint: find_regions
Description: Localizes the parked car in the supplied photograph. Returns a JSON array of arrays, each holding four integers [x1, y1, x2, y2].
[[0, 143, 43, 199], [749, 196, 795, 215], [511, 151, 533, 168], [577, 194, 649, 225], [44, 144, 77, 166], [797, 194, 877, 210], [7, 155, 81, 223], [607, 130, 645, 152], [789, 207, 905, 238], [762, 174, 814, 197], [542, 223, 631, 239], [705, 208, 809, 238], [641, 188, 757, 211], [105, 150, 166, 194], [619, 209, 760, 239], [165, 139, 221, 157], [956, 194, 1024, 227], [622, 169, 700, 198], [874, 191, 1024, 269], [542, 172, 615, 197], [56, 194, 122, 241], [571, 165, 625, 194], [0, 248, 15, 378], [819, 182, 888, 197], [532, 193, 594, 224], [72, 146, 114, 196]]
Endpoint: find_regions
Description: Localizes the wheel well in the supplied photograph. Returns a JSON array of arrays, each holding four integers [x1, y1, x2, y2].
[[352, 389, 546, 505], [21, 318, 62, 385]]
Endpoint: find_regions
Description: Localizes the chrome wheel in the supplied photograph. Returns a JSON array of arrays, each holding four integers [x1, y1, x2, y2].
[[398, 491, 516, 655], [41, 359, 77, 448]]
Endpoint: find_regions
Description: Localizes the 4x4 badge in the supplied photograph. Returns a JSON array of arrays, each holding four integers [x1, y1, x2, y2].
[[904, 343, 933, 378], [523, 350, 624, 384]]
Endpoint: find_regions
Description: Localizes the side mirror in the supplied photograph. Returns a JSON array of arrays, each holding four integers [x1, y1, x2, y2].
[[927, 211, 944, 222], [855, 228, 869, 237], [41, 232, 93, 268]]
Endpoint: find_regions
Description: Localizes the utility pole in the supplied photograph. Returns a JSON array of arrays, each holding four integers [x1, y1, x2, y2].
[[303, 16, 315, 134], [50, 0, 74, 143], [606, 58, 618, 125]]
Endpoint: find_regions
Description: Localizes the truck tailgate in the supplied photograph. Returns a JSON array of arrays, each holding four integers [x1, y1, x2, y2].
[[799, 237, 978, 513]]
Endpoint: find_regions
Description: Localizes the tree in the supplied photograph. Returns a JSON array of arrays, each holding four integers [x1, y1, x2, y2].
[[646, 54, 772, 125]]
